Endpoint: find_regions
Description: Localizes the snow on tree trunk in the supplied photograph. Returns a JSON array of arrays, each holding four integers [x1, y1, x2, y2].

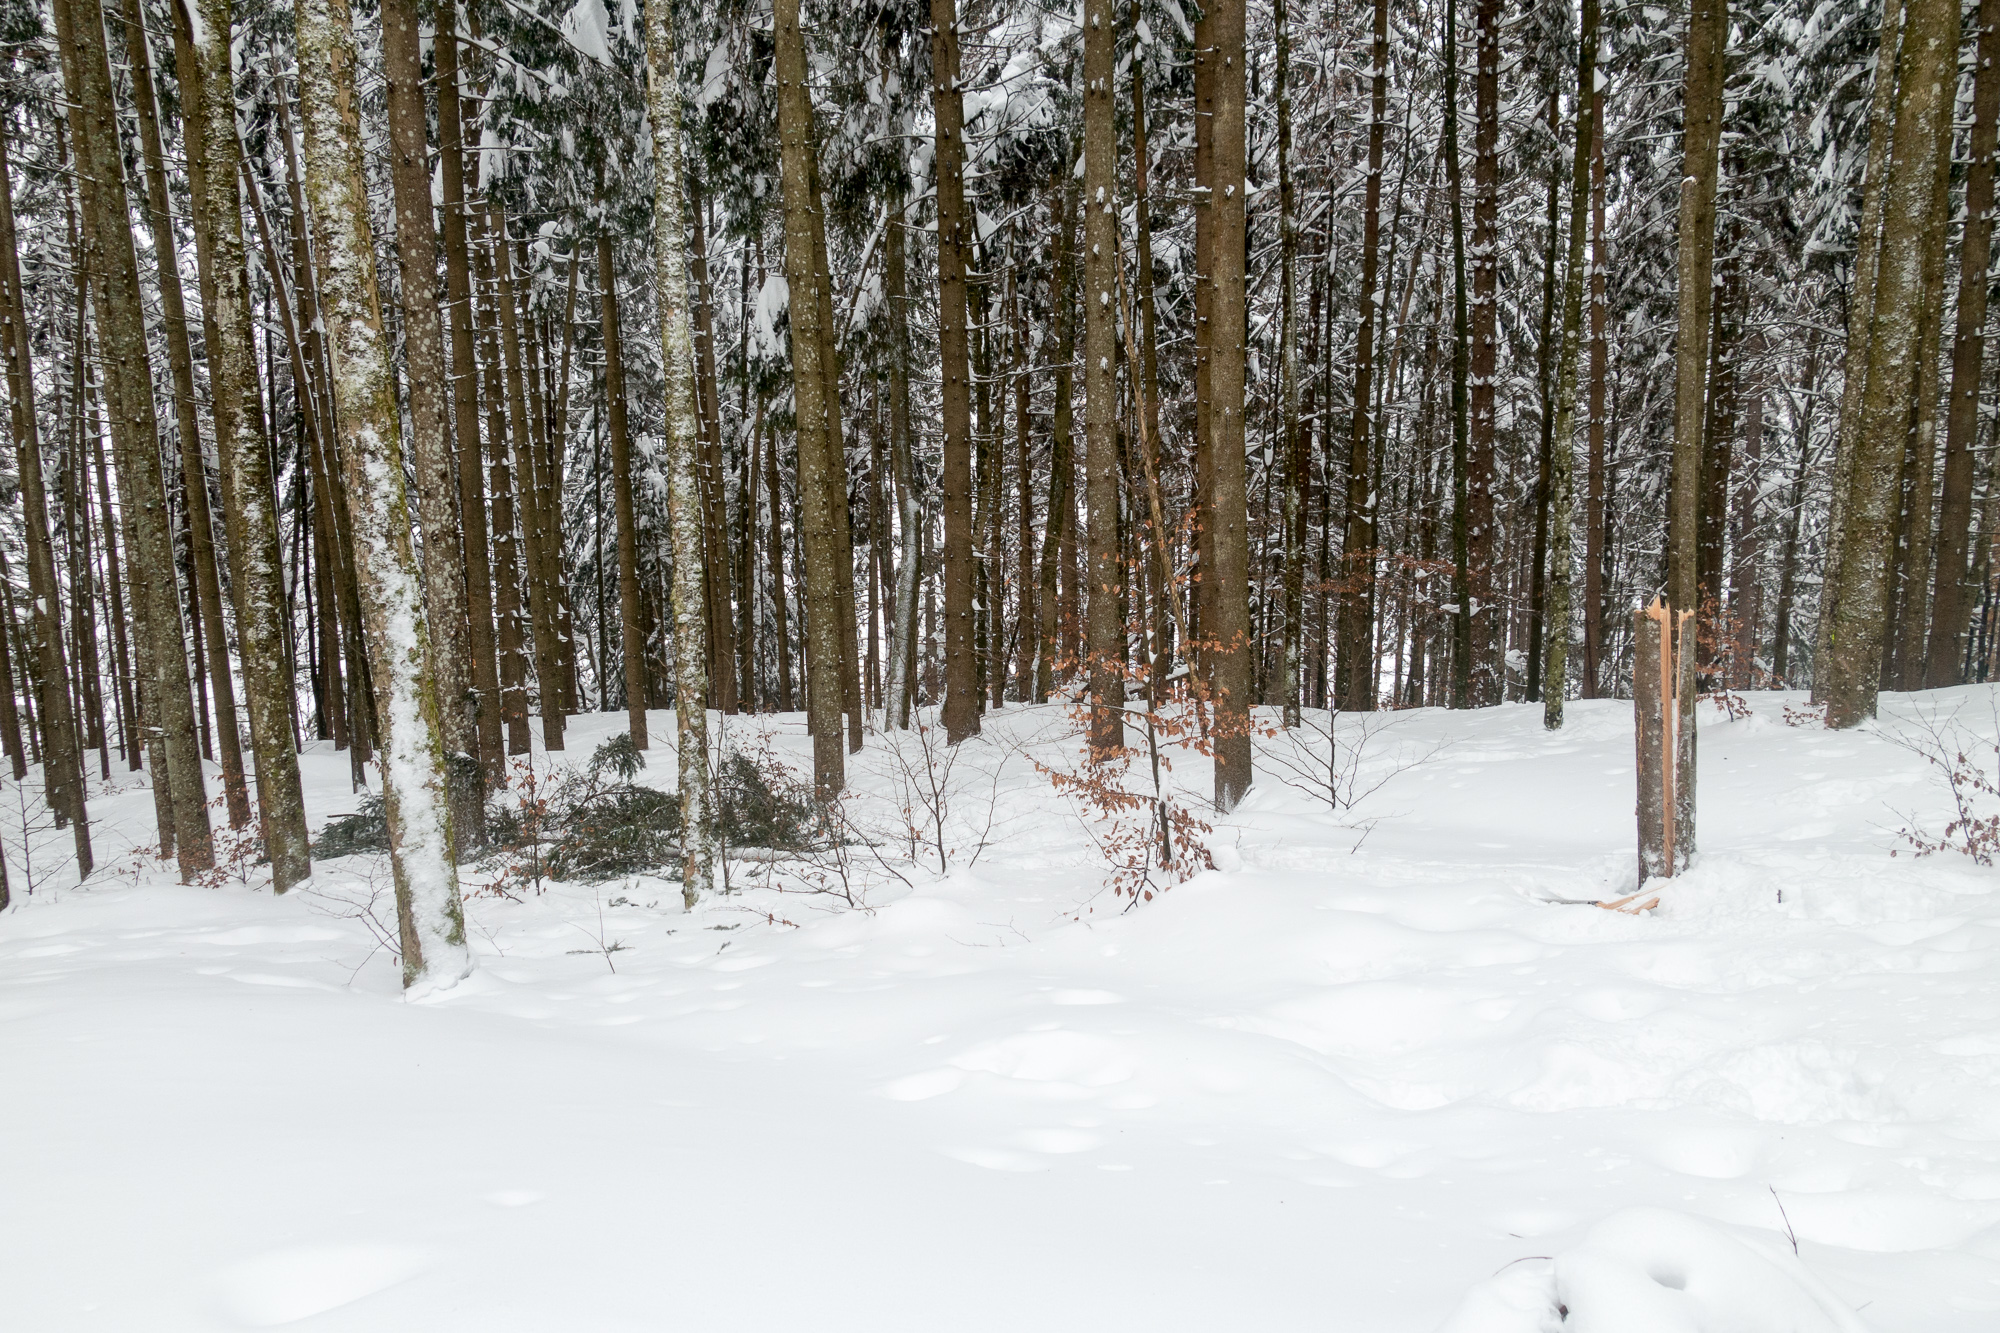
[[1540, 0, 1598, 731], [293, 0, 469, 988], [53, 0, 213, 879], [185, 0, 312, 892], [1081, 0, 1124, 755], [1823, 0, 1960, 729], [640, 0, 715, 908]]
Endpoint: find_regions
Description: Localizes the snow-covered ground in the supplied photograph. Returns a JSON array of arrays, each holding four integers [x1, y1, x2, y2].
[[7, 688, 2000, 1329]]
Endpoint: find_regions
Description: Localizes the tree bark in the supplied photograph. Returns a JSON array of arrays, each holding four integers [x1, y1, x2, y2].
[[1583, 76, 1608, 698], [1467, 0, 1502, 706], [127, 0, 249, 830], [1823, 0, 1957, 728], [1340, 0, 1390, 714], [1209, 0, 1253, 810], [1038, 167, 1078, 704], [599, 228, 648, 748], [437, 6, 502, 787], [294, 0, 469, 986], [181, 0, 311, 886], [1540, 0, 1596, 729], [773, 0, 847, 796], [379, 0, 481, 847], [1926, 0, 2000, 685], [932, 0, 980, 745], [0, 129, 91, 874], [53, 0, 212, 876], [1081, 0, 1125, 753], [492, 219, 565, 750], [641, 0, 715, 906], [1663, 0, 1726, 844]]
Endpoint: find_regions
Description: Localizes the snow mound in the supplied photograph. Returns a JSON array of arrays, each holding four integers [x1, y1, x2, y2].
[[1438, 1208, 1872, 1332]]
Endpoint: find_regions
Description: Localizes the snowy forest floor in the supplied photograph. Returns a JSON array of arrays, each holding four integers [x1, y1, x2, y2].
[[7, 688, 2000, 1329]]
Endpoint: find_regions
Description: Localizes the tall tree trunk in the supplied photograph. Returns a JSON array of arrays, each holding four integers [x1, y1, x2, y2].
[[685, 175, 736, 717], [1887, 100, 1955, 687], [476, 210, 531, 755], [773, 0, 847, 795], [379, 0, 481, 844], [1540, 0, 1596, 728], [1583, 76, 1608, 698], [53, 0, 212, 876], [294, 0, 469, 985], [491, 214, 560, 750], [642, 0, 714, 906], [1129, 36, 1173, 693], [128, 0, 250, 830], [1817, 0, 1909, 701], [1823, 0, 1957, 727], [437, 6, 502, 787], [880, 81, 920, 727], [1467, 0, 1502, 706], [1773, 336, 1821, 684], [599, 228, 647, 748], [1445, 0, 1473, 709], [1661, 0, 1726, 854], [181, 0, 311, 886], [1037, 166, 1078, 703], [0, 130, 90, 873], [1926, 0, 2000, 685], [933, 0, 980, 744], [1209, 0, 1253, 810], [1082, 0, 1125, 753], [765, 403, 796, 712], [1698, 234, 1742, 652], [1340, 0, 1390, 713], [1526, 88, 1561, 703]]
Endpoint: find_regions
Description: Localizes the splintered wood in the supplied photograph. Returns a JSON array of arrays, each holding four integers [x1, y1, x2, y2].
[[1634, 597, 1694, 886]]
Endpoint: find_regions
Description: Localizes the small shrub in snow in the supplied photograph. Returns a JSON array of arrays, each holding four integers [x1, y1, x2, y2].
[[1033, 693, 1214, 904], [1885, 709, 2000, 867], [313, 795, 391, 859]]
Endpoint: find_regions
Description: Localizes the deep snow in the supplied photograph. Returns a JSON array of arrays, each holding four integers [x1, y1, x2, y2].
[[6, 688, 2000, 1329]]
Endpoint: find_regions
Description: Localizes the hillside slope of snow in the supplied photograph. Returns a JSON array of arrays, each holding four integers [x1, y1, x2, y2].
[[6, 689, 2000, 1329]]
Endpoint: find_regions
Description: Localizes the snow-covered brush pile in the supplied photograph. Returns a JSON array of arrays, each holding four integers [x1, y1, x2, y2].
[[1439, 1209, 1873, 1332]]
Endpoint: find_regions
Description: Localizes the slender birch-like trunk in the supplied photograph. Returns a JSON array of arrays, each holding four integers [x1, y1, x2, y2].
[[294, 0, 469, 986], [640, 0, 714, 907]]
